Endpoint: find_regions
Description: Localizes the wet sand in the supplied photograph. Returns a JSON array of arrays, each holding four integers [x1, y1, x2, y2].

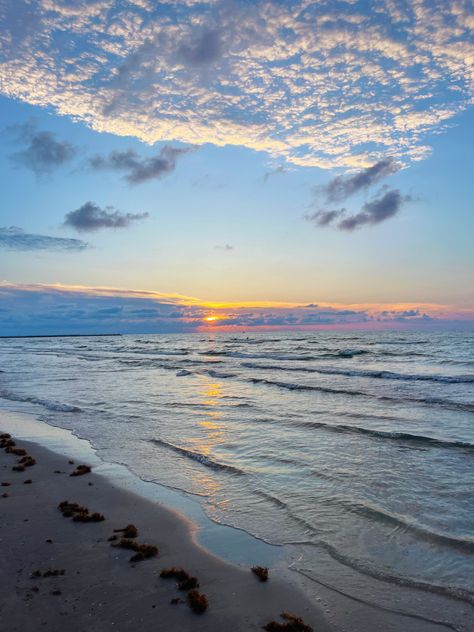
[[0, 431, 329, 632]]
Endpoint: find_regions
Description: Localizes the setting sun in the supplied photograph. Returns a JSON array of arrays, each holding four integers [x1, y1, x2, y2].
[[204, 316, 219, 322]]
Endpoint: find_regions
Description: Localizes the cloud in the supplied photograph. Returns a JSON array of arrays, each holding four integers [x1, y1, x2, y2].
[[0, 226, 87, 251], [0, 282, 469, 337], [338, 189, 410, 231], [305, 208, 346, 227], [0, 1, 471, 168], [177, 29, 222, 65], [64, 202, 148, 232], [320, 158, 401, 202], [88, 146, 192, 184], [7, 123, 77, 175], [308, 157, 408, 230], [263, 165, 288, 182], [306, 189, 410, 231]]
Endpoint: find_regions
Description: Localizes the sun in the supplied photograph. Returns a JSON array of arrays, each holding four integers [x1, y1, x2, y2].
[[204, 316, 219, 322]]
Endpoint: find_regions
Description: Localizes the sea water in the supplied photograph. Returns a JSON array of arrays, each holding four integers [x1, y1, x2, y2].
[[0, 330, 472, 630]]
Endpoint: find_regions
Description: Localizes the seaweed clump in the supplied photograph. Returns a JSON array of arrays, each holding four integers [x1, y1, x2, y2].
[[7, 447, 27, 456], [251, 566, 269, 582], [12, 454, 37, 471], [0, 435, 15, 449], [160, 567, 199, 590], [58, 500, 105, 523], [31, 569, 65, 578], [113, 524, 138, 539], [70, 464, 91, 477], [112, 538, 158, 562], [187, 589, 208, 614], [19, 455, 36, 465], [263, 612, 313, 632]]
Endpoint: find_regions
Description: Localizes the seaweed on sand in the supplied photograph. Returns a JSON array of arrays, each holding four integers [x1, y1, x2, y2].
[[263, 612, 313, 632], [70, 464, 91, 477], [112, 538, 158, 562], [187, 589, 208, 614], [251, 566, 269, 582], [159, 567, 199, 590], [113, 524, 138, 538], [58, 500, 104, 522]]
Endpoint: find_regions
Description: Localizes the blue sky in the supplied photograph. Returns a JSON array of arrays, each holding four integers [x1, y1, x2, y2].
[[0, 0, 473, 334]]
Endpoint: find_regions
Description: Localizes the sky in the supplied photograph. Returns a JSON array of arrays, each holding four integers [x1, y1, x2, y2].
[[0, 0, 473, 334]]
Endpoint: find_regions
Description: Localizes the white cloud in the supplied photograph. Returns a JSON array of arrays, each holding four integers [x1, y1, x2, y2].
[[0, 0, 472, 168]]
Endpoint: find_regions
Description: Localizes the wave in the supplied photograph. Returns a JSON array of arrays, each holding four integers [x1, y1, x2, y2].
[[338, 499, 474, 552], [254, 488, 289, 510], [241, 362, 474, 384], [294, 567, 468, 631], [309, 540, 474, 606], [227, 337, 282, 344], [135, 349, 189, 356], [294, 420, 474, 452], [178, 359, 224, 365], [248, 376, 363, 396], [201, 368, 236, 379], [320, 348, 369, 358], [200, 350, 314, 361], [247, 377, 474, 411], [0, 390, 82, 413], [149, 438, 245, 475]]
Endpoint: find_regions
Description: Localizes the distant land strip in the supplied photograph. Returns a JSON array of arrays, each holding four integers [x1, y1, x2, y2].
[[0, 334, 122, 339]]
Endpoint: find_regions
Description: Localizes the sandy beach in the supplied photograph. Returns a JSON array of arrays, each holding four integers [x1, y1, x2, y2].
[[0, 429, 329, 632]]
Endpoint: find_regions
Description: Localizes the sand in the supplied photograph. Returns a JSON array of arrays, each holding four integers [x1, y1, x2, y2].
[[0, 431, 329, 632]]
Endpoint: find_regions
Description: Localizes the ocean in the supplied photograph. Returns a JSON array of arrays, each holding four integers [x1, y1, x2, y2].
[[0, 330, 473, 631]]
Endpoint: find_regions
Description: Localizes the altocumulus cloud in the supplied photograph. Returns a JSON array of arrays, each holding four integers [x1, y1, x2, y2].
[[176, 28, 223, 66], [0, 226, 87, 251], [89, 146, 192, 184], [7, 122, 77, 176], [64, 202, 149, 232], [0, 1, 471, 168]]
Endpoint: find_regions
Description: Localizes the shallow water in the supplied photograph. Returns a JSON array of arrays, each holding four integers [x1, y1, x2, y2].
[[0, 330, 473, 630]]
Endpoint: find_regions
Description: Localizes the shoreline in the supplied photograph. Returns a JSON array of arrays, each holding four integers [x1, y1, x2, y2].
[[0, 409, 283, 569], [1, 408, 470, 632], [0, 420, 329, 631]]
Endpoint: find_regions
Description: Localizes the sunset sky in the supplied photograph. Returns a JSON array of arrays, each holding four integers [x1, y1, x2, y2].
[[0, 0, 473, 334]]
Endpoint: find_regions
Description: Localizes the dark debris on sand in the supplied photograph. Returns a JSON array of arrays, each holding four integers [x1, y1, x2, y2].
[[112, 537, 158, 562], [31, 569, 65, 579], [187, 589, 208, 614], [113, 524, 138, 538], [58, 500, 105, 523], [251, 566, 269, 582], [70, 464, 91, 477], [263, 612, 313, 632], [160, 567, 199, 591]]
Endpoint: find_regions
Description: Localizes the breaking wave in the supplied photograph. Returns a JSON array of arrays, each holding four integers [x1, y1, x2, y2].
[[149, 438, 245, 476], [0, 390, 82, 413], [241, 362, 474, 383]]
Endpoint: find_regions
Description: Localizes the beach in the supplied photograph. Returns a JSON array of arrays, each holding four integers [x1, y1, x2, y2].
[[0, 430, 328, 632], [0, 331, 473, 632]]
